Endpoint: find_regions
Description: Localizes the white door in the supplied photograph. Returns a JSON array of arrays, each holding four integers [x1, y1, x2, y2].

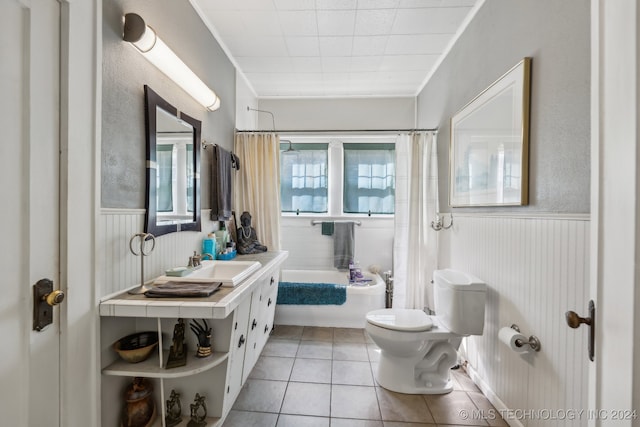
[[590, 0, 640, 424], [0, 0, 62, 425]]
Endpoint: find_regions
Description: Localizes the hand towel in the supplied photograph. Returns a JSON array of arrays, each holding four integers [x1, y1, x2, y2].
[[211, 145, 233, 221], [321, 221, 334, 236], [333, 222, 354, 270]]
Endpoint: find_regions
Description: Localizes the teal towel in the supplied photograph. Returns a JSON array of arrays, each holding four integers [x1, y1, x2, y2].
[[321, 221, 334, 236], [277, 282, 346, 305]]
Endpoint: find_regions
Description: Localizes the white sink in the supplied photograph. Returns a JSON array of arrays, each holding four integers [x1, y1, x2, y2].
[[154, 260, 261, 287]]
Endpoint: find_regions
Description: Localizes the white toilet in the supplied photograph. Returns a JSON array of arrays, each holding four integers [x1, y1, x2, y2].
[[365, 269, 486, 394]]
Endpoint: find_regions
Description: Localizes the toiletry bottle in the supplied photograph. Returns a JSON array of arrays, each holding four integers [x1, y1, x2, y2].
[[349, 259, 355, 282], [202, 233, 216, 260]]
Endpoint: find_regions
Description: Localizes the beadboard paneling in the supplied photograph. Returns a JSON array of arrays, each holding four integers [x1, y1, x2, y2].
[[98, 209, 217, 298], [441, 214, 589, 426]]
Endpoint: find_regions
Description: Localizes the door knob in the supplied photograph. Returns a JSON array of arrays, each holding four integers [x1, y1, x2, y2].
[[565, 300, 595, 362], [565, 310, 591, 329], [45, 289, 65, 306]]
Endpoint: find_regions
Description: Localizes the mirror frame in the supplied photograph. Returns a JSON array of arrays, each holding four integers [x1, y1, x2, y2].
[[144, 85, 201, 237], [449, 57, 531, 207]]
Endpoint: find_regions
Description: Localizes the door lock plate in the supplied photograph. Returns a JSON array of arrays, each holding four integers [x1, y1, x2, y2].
[[33, 278, 63, 331]]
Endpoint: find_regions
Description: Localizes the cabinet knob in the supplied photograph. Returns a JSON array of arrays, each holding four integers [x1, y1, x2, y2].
[[270, 277, 274, 286], [267, 298, 272, 307], [251, 319, 257, 330], [264, 324, 269, 334], [238, 334, 245, 348]]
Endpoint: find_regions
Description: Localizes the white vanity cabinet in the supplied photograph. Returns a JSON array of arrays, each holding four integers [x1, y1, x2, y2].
[[99, 251, 287, 427]]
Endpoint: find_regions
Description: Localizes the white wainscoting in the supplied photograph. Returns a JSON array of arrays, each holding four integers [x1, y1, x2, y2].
[[440, 213, 590, 426], [280, 216, 394, 273], [98, 209, 218, 298]]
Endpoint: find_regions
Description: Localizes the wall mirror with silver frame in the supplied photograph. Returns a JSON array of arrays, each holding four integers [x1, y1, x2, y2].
[[144, 85, 201, 237], [450, 57, 531, 207]]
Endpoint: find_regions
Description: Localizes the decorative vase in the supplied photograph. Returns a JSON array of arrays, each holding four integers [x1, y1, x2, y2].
[[121, 377, 156, 427]]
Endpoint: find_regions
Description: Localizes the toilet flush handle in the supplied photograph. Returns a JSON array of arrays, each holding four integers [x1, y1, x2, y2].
[[565, 300, 595, 362]]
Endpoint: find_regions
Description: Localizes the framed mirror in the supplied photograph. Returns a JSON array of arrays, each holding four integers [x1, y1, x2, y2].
[[144, 85, 201, 237], [450, 57, 531, 207]]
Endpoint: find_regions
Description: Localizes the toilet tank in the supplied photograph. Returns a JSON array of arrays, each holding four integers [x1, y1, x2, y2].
[[433, 269, 486, 335]]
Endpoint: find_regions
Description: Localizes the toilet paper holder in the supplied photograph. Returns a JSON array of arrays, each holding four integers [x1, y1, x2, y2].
[[509, 324, 541, 352]]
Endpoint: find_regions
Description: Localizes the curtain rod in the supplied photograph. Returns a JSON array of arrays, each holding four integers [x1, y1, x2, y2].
[[235, 128, 437, 135]]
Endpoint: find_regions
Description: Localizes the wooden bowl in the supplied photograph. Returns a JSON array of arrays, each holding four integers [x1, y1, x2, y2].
[[113, 331, 159, 363]]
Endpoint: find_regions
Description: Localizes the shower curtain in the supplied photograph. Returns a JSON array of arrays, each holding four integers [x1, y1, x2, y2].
[[233, 132, 281, 251], [393, 132, 439, 310]]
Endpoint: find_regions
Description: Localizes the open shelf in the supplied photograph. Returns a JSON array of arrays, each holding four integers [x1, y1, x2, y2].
[[103, 350, 228, 379]]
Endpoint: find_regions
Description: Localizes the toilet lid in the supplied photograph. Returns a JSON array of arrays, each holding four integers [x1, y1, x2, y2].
[[366, 309, 433, 332]]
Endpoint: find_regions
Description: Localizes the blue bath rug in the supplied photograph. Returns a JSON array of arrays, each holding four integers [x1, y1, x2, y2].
[[277, 282, 347, 305]]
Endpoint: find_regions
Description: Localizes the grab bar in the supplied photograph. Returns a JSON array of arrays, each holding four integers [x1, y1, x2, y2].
[[310, 220, 361, 226]]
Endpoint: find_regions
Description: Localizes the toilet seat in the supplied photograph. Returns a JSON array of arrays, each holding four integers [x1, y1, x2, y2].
[[366, 309, 433, 332]]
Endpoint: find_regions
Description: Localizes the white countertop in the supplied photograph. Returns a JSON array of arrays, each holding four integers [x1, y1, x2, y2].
[[99, 251, 288, 319]]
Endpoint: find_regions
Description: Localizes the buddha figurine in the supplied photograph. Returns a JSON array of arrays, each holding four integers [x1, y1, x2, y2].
[[236, 211, 267, 255]]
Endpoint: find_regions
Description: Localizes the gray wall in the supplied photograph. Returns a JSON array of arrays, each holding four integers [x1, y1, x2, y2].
[[102, 0, 236, 208], [258, 97, 416, 131], [418, 0, 590, 213]]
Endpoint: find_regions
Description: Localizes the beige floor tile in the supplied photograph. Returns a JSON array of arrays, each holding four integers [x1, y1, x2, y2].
[[331, 385, 381, 420], [262, 338, 300, 357], [424, 391, 488, 426], [334, 327, 366, 343], [332, 419, 383, 427], [222, 410, 278, 427], [291, 358, 332, 383], [302, 326, 334, 341], [281, 382, 331, 417], [466, 391, 508, 427], [277, 414, 330, 427], [375, 387, 435, 423], [249, 356, 295, 381], [366, 344, 381, 362], [451, 369, 480, 392], [364, 331, 375, 344], [272, 325, 304, 340], [333, 342, 369, 361], [233, 379, 288, 413], [332, 360, 375, 386], [297, 340, 334, 359]]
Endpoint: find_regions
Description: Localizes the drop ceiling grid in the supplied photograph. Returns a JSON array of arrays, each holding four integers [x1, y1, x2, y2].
[[193, 0, 479, 96]]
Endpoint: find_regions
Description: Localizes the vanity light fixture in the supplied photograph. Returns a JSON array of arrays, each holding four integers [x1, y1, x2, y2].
[[123, 13, 221, 111]]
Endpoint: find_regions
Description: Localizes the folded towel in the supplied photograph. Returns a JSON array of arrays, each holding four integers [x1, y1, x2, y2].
[[144, 281, 222, 298], [211, 146, 233, 221], [277, 282, 347, 305], [333, 222, 354, 270], [321, 221, 334, 236]]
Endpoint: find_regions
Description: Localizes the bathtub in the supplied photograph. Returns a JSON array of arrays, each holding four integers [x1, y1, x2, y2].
[[274, 269, 386, 328]]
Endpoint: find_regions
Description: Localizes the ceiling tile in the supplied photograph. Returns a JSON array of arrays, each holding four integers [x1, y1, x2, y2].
[[291, 57, 323, 72], [201, 11, 247, 36], [319, 37, 353, 57], [224, 36, 289, 57], [316, 0, 357, 10], [350, 56, 383, 72], [357, 0, 399, 9], [322, 57, 352, 73], [274, 0, 316, 10], [278, 11, 318, 36], [241, 11, 283, 36], [354, 9, 396, 36], [379, 54, 439, 71], [317, 10, 356, 36], [235, 56, 293, 73], [285, 37, 320, 56], [352, 36, 388, 56]]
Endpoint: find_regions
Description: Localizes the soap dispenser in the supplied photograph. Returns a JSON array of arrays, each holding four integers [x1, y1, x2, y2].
[[202, 233, 216, 259]]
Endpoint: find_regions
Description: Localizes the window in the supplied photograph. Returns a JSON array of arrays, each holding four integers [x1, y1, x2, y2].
[[280, 143, 328, 213], [343, 143, 395, 214], [280, 138, 395, 216]]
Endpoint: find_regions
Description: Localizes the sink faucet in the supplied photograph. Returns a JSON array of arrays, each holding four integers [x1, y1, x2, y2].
[[201, 253, 215, 261], [188, 251, 201, 268]]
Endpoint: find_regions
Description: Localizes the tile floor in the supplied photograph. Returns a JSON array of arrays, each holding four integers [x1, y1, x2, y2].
[[223, 326, 507, 427]]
